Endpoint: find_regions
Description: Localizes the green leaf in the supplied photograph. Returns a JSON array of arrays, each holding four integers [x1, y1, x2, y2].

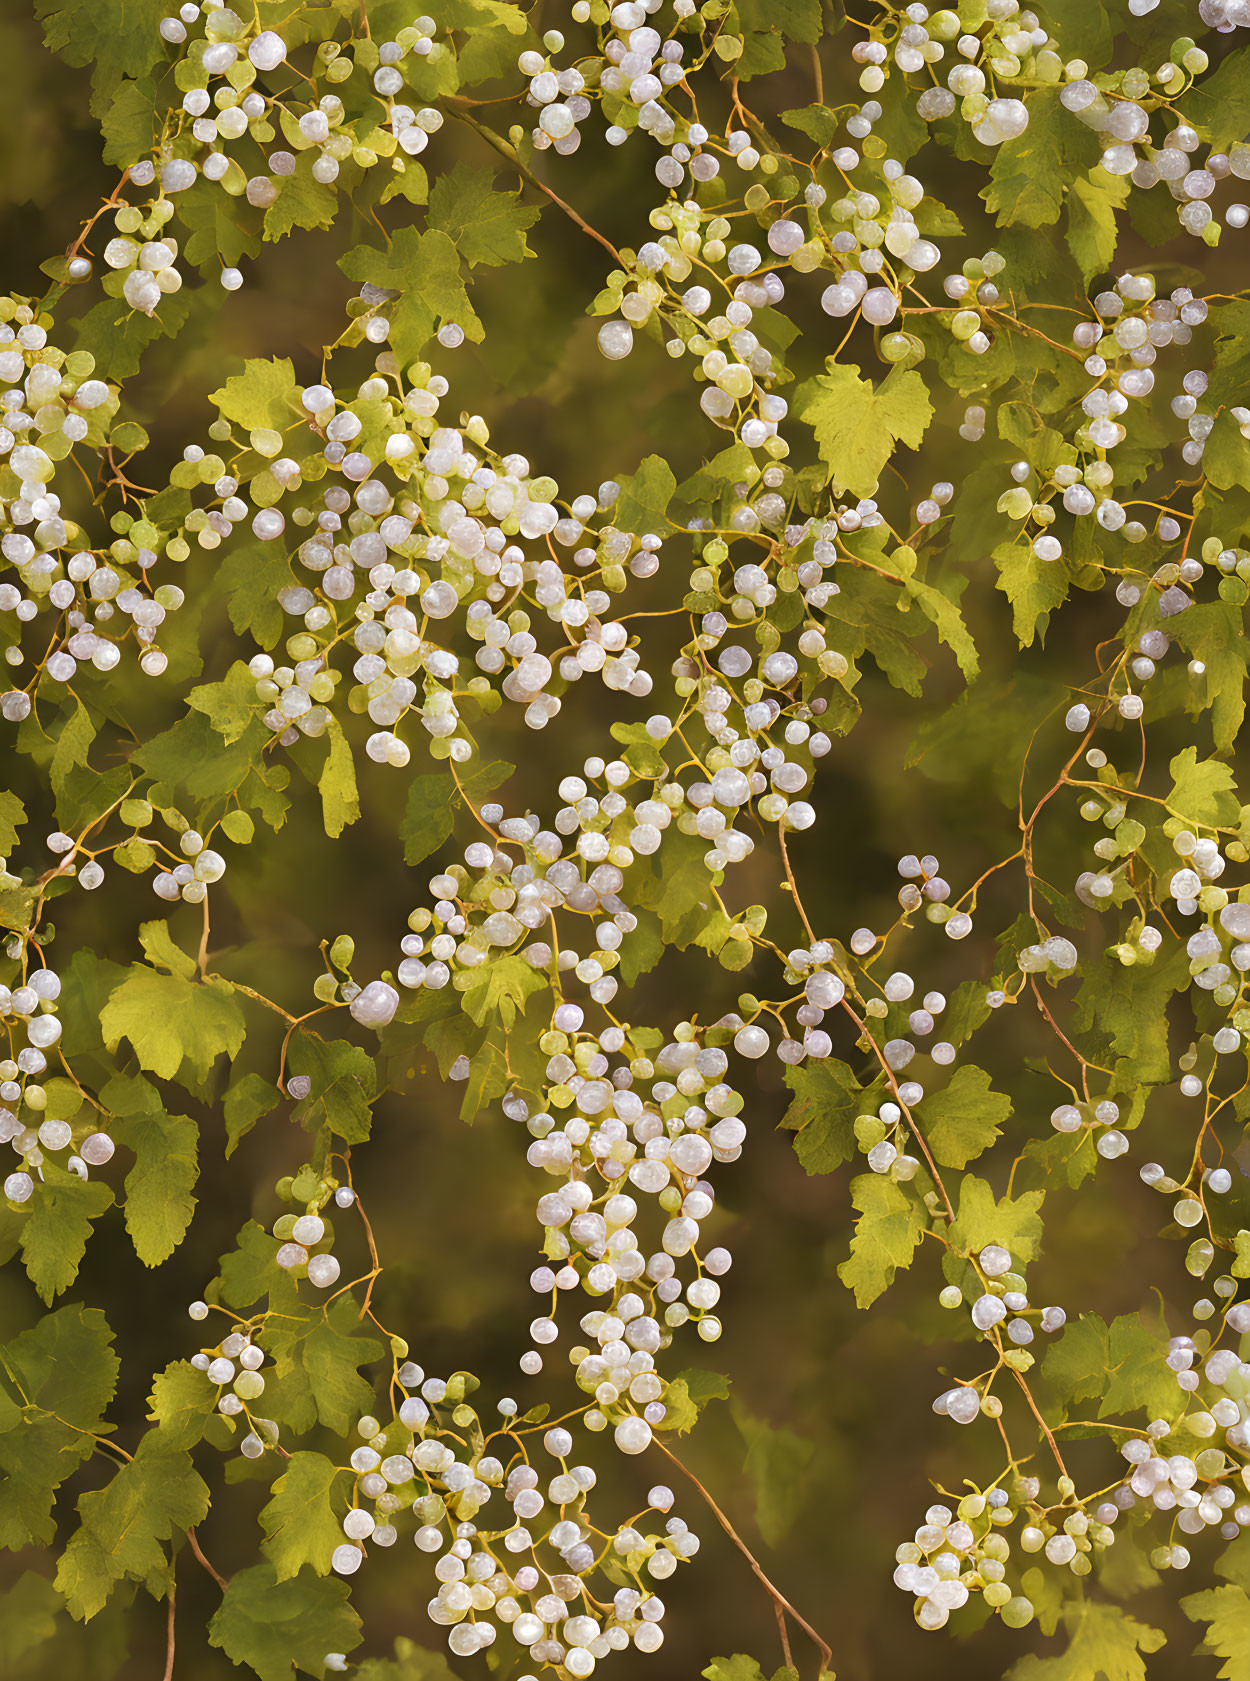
[[427, 163, 541, 266], [781, 104, 837, 147], [19, 1161, 115, 1305], [264, 152, 338, 240], [456, 1022, 507, 1123], [275, 1300, 385, 1436], [780, 1057, 870, 1175], [101, 966, 246, 1083], [798, 364, 933, 499], [905, 570, 980, 680], [634, 828, 731, 950], [136, 920, 197, 978], [0, 1570, 62, 1669], [1183, 1584, 1250, 1681], [921, 1064, 1012, 1169], [261, 1453, 345, 1581], [1183, 51, 1250, 152], [992, 540, 1070, 646], [0, 1306, 120, 1550], [983, 90, 1099, 228], [320, 721, 359, 837], [1005, 1601, 1165, 1681], [115, 1095, 200, 1267], [458, 954, 547, 1031], [50, 700, 96, 803], [1042, 1311, 1178, 1420], [733, 1401, 815, 1548], [100, 76, 157, 166], [188, 662, 262, 747], [656, 1368, 731, 1435], [838, 1174, 925, 1308], [1167, 599, 1249, 753], [218, 537, 298, 649], [732, 0, 821, 76], [1204, 411, 1250, 493], [288, 1038, 377, 1145], [209, 359, 299, 434], [216, 1220, 284, 1311], [224, 1073, 281, 1158], [0, 791, 25, 859], [1166, 745, 1240, 828], [1038, 0, 1114, 68], [178, 181, 262, 271], [1070, 940, 1189, 1088], [33, 0, 165, 106], [208, 1563, 362, 1681], [147, 1360, 215, 1452], [947, 1174, 1045, 1264], [55, 1435, 209, 1620], [340, 228, 482, 364], [70, 290, 193, 383], [400, 773, 457, 865], [1066, 167, 1129, 283], [353, 1638, 464, 1681], [614, 455, 676, 536]]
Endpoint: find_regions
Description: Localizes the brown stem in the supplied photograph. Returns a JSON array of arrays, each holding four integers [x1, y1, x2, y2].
[[186, 1527, 229, 1593], [775, 1599, 795, 1672], [162, 1562, 176, 1681], [655, 1441, 832, 1676], [1010, 1368, 1069, 1479], [777, 827, 815, 945], [449, 105, 623, 264]]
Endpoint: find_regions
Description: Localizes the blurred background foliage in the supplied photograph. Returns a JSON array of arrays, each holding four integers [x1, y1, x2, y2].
[[0, 4, 1243, 1679]]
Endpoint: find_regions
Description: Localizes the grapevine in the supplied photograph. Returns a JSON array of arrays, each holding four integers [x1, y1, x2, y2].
[[4, 2, 1250, 1680]]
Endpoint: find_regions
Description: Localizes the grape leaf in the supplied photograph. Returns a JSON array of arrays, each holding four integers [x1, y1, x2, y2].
[[983, 90, 1099, 229], [992, 541, 1070, 646], [947, 1175, 1045, 1264], [208, 1563, 362, 1681], [798, 364, 933, 499], [260, 1453, 345, 1581], [1004, 1601, 1165, 1681], [320, 721, 359, 837], [0, 791, 25, 859], [0, 1306, 119, 1549], [732, 1401, 815, 1548], [921, 1064, 1012, 1169], [1183, 1584, 1250, 1681], [780, 1057, 872, 1175], [614, 455, 676, 537], [209, 359, 299, 434], [33, 0, 165, 106], [427, 163, 541, 266], [340, 228, 483, 363], [838, 1174, 926, 1307], [223, 1073, 281, 1158], [288, 1038, 377, 1145], [112, 1085, 200, 1267], [101, 966, 246, 1083], [1166, 746, 1240, 828], [1066, 167, 1129, 283], [458, 954, 548, 1031], [264, 152, 337, 240], [1042, 1311, 1179, 1420], [147, 1361, 215, 1453], [54, 1435, 209, 1620], [19, 1162, 115, 1305]]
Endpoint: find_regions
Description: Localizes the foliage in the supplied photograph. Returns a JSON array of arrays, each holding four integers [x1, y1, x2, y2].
[[3, 1, 1250, 1680]]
